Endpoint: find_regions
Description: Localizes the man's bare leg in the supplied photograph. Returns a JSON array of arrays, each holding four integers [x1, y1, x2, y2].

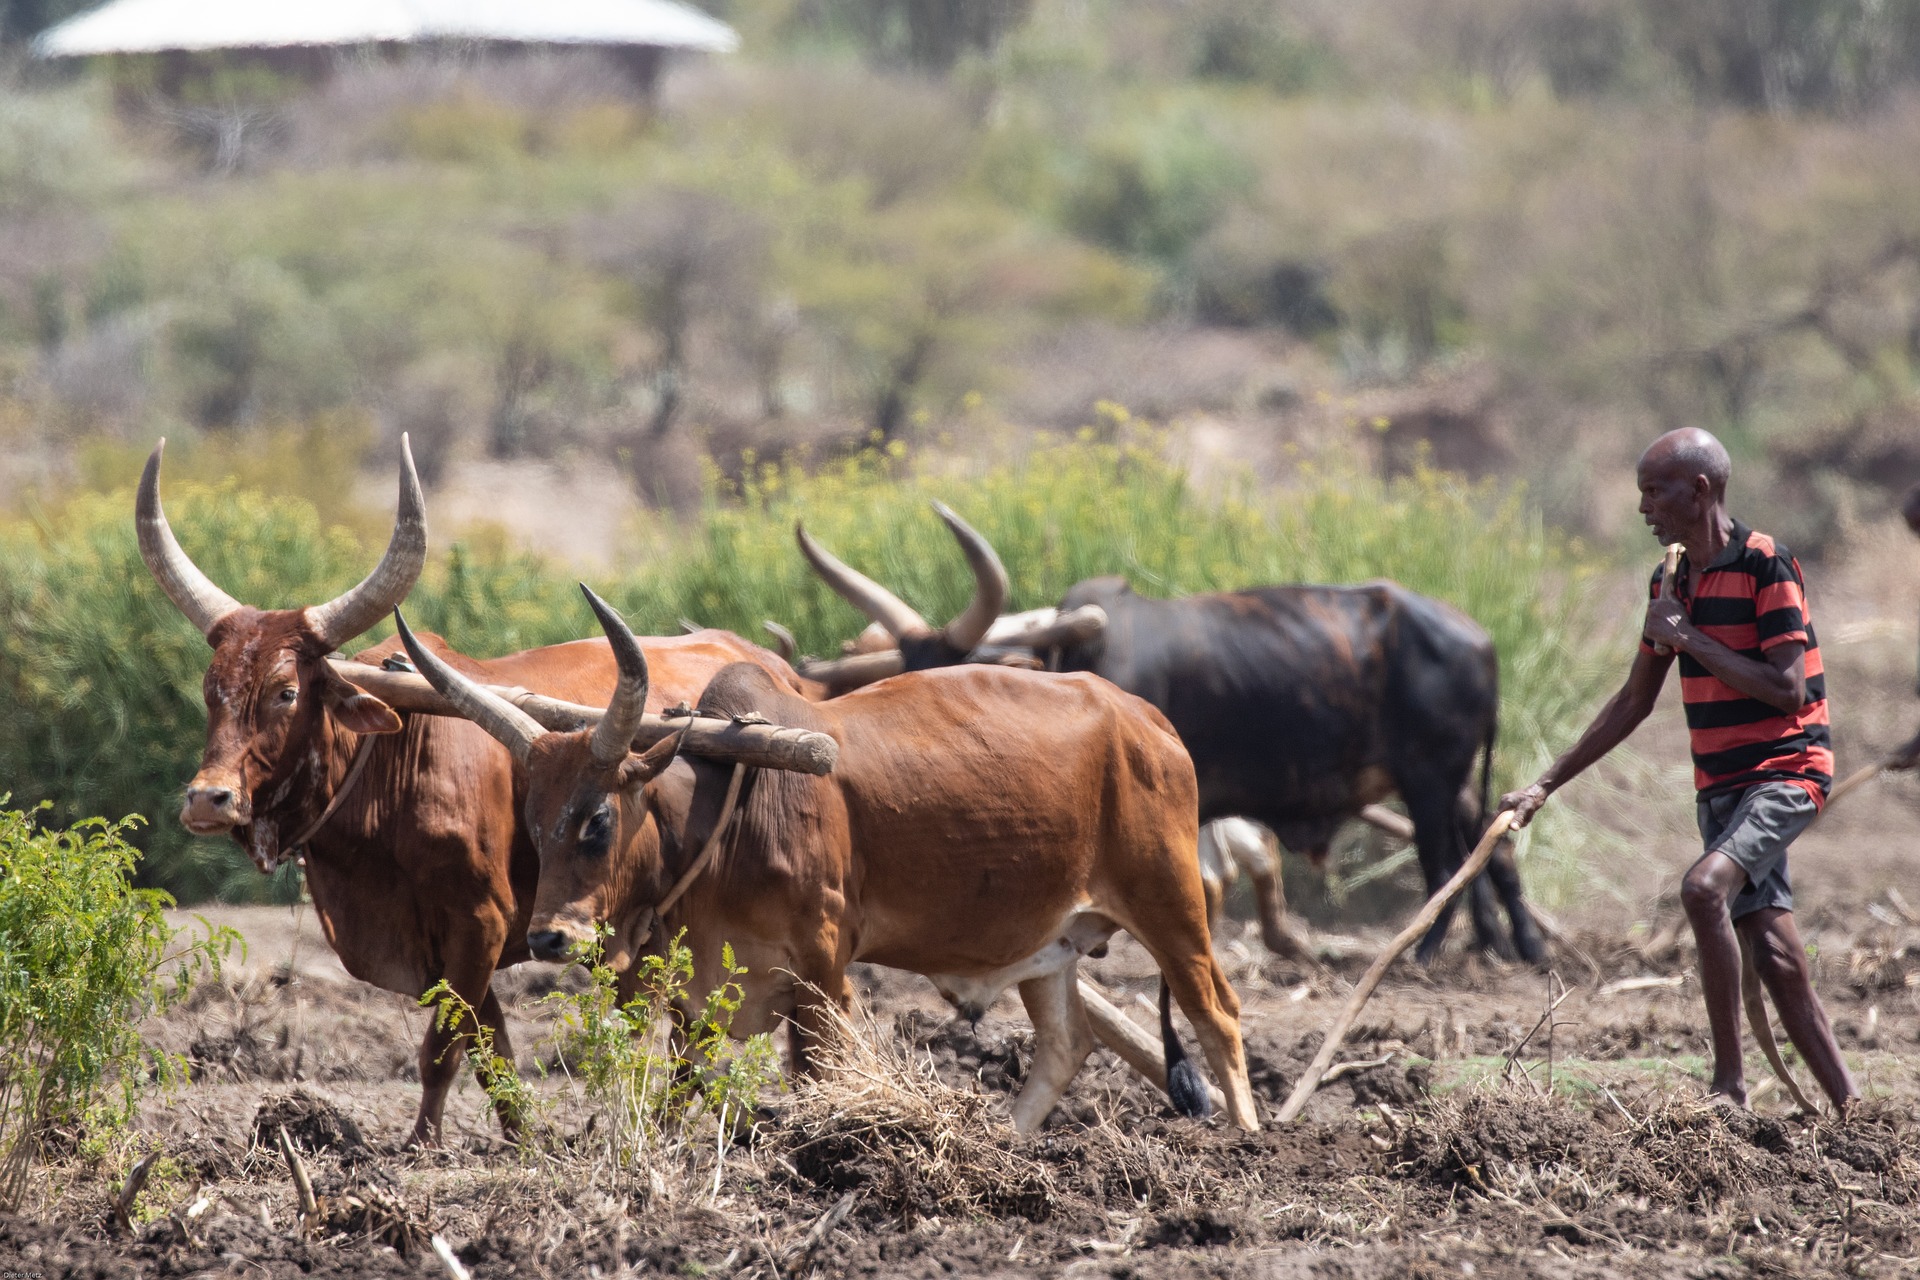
[[1680, 850, 1752, 1104], [1738, 907, 1858, 1116]]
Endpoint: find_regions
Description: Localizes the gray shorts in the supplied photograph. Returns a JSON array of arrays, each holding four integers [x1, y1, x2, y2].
[[1695, 782, 1818, 920]]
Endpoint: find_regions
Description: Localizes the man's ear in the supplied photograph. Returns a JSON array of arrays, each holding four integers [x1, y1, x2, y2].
[[617, 729, 685, 788], [316, 665, 404, 735]]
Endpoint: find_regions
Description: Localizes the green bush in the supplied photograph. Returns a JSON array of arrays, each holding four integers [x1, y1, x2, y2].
[[0, 802, 230, 1209], [1058, 110, 1251, 263], [425, 928, 777, 1171]]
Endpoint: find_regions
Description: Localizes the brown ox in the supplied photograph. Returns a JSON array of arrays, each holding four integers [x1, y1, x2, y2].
[[393, 588, 1261, 1132], [137, 438, 793, 1143]]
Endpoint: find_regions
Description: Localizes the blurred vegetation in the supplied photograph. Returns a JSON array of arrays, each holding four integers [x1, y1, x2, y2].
[[0, 0, 1914, 916], [0, 0, 1915, 550], [0, 432, 1620, 905]]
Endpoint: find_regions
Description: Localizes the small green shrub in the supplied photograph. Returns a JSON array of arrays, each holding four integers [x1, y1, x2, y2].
[[425, 928, 778, 1173], [542, 931, 777, 1169], [0, 802, 231, 1209]]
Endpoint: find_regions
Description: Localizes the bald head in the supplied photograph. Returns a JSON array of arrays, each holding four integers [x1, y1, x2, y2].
[[1639, 428, 1731, 498]]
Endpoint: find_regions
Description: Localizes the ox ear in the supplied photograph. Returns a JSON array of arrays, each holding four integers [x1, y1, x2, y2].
[[617, 729, 685, 789], [315, 665, 404, 735]]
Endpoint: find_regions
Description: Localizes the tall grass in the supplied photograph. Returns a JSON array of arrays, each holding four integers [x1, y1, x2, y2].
[[0, 435, 1623, 904]]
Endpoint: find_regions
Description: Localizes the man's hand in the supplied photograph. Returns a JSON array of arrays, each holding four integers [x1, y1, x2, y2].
[[1498, 781, 1550, 829], [1644, 595, 1691, 652]]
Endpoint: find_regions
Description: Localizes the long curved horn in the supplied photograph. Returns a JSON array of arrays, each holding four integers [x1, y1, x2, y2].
[[929, 502, 1008, 653], [580, 585, 649, 768], [795, 521, 928, 639], [393, 609, 543, 765], [762, 621, 797, 663], [136, 438, 246, 640], [305, 435, 428, 650], [796, 648, 906, 694]]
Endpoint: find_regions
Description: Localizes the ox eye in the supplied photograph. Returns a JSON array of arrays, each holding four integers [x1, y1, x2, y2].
[[577, 807, 613, 857], [277, 687, 298, 705]]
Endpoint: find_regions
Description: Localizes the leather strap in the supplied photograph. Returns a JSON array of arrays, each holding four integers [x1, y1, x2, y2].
[[632, 762, 748, 950], [285, 734, 379, 860]]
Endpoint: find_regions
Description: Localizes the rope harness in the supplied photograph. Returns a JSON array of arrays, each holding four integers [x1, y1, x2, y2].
[[283, 734, 379, 864], [629, 761, 749, 951]]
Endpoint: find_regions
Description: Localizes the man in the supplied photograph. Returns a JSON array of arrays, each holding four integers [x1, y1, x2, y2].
[[1891, 482, 1920, 770], [1500, 428, 1857, 1114]]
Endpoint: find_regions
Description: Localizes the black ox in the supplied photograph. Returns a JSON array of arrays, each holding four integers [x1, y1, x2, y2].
[[791, 513, 1545, 966]]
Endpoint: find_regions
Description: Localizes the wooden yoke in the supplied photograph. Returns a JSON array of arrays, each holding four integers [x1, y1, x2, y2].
[[328, 659, 839, 775]]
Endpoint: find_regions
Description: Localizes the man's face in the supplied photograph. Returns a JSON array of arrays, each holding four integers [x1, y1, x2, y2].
[[1636, 458, 1707, 544]]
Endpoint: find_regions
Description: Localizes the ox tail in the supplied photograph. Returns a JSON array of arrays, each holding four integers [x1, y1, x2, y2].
[[1477, 697, 1498, 836], [1159, 980, 1213, 1120]]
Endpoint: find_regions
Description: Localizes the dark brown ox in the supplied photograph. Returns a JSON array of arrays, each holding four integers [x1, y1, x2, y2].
[[138, 438, 793, 1143], [395, 588, 1261, 1132]]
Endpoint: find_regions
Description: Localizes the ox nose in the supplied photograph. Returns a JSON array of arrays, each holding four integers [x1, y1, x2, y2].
[[181, 784, 244, 832], [528, 930, 573, 963]]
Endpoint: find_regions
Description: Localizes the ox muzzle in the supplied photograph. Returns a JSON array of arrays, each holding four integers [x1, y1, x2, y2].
[[180, 772, 250, 834], [527, 918, 595, 964]]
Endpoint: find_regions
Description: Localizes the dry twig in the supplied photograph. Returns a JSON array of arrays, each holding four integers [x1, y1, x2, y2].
[[275, 1124, 318, 1235], [111, 1148, 164, 1233]]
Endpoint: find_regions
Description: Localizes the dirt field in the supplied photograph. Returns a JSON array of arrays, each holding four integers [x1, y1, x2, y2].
[[6, 879, 1920, 1280], [4, 543, 1918, 1279]]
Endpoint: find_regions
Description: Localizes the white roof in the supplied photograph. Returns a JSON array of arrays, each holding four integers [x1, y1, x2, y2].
[[35, 0, 738, 57]]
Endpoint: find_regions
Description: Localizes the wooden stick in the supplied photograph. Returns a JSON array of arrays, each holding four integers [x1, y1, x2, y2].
[[328, 660, 839, 775], [1824, 760, 1888, 811], [113, 1148, 163, 1232], [1651, 543, 1683, 657], [1358, 805, 1415, 841], [1076, 979, 1227, 1114], [431, 1234, 473, 1280], [1739, 935, 1822, 1114], [783, 1191, 856, 1267], [275, 1125, 318, 1233], [984, 604, 1108, 651], [1275, 811, 1515, 1123], [1319, 1053, 1395, 1086]]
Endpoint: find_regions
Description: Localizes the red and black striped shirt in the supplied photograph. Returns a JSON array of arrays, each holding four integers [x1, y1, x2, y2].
[[1640, 520, 1833, 807]]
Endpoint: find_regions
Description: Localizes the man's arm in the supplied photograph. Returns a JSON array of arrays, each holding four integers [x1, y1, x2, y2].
[[1644, 602, 1806, 712], [1500, 642, 1672, 827]]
